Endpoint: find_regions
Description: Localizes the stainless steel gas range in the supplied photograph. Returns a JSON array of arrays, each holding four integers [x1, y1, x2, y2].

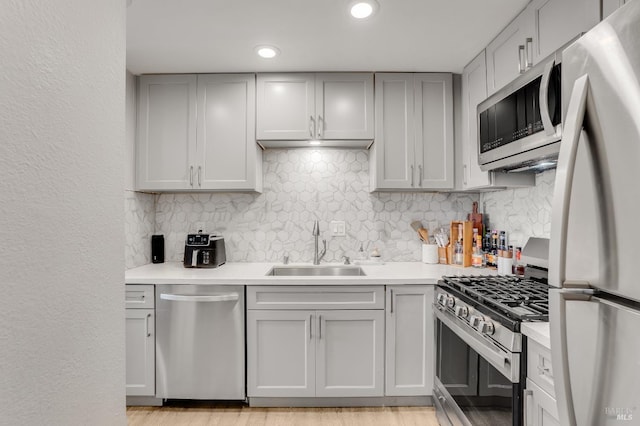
[[433, 247, 550, 426]]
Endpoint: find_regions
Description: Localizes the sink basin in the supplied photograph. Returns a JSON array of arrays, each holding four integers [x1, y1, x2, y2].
[[267, 265, 366, 276]]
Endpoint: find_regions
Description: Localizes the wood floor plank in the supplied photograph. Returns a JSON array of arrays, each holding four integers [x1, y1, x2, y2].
[[127, 406, 438, 426]]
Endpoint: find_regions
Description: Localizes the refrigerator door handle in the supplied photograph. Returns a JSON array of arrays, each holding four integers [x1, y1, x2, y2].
[[539, 59, 556, 136], [549, 74, 589, 288], [550, 287, 595, 426]]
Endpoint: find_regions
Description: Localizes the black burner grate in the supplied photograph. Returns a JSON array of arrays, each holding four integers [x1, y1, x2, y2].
[[442, 275, 550, 321]]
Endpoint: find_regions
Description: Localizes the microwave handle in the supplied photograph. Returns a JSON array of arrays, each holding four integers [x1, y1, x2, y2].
[[540, 60, 556, 136]]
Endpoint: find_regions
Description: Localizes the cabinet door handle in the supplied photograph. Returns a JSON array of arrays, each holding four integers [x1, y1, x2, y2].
[[145, 313, 152, 337], [198, 166, 202, 187], [390, 289, 394, 314], [418, 165, 423, 187], [410, 165, 414, 187], [309, 314, 313, 340], [523, 389, 533, 426], [189, 166, 194, 186], [525, 37, 533, 69], [463, 164, 468, 186], [319, 315, 322, 339], [317, 115, 323, 138], [518, 45, 525, 74], [309, 116, 315, 138]]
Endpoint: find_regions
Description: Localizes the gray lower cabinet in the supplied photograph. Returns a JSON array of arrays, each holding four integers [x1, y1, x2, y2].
[[385, 285, 434, 396], [246, 286, 385, 398], [125, 285, 155, 396]]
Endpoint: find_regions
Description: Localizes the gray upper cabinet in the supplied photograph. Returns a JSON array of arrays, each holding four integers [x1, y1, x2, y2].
[[256, 73, 374, 143], [196, 74, 261, 191], [486, 0, 599, 96], [137, 74, 262, 192], [603, 0, 631, 19], [371, 73, 453, 191], [137, 74, 197, 191], [485, 7, 534, 96]]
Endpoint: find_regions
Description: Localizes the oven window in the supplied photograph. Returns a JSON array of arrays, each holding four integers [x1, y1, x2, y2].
[[436, 318, 518, 426]]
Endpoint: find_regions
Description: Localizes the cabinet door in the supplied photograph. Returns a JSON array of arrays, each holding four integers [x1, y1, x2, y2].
[[486, 7, 533, 95], [197, 74, 261, 191], [247, 310, 316, 397], [603, 0, 628, 19], [137, 74, 197, 190], [385, 286, 434, 396], [530, 0, 599, 64], [462, 51, 491, 189], [414, 74, 454, 189], [371, 73, 415, 190], [315, 73, 374, 140], [256, 74, 315, 140], [126, 309, 155, 396], [316, 310, 384, 397], [525, 379, 561, 426]]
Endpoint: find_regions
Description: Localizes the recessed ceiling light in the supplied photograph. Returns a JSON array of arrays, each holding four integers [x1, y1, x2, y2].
[[350, 0, 378, 19], [255, 45, 280, 59]]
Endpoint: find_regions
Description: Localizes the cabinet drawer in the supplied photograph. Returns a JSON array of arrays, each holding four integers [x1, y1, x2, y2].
[[527, 338, 555, 398], [247, 286, 384, 310], [125, 285, 155, 309]]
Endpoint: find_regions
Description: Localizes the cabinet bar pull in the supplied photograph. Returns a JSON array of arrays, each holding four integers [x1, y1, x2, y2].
[[410, 165, 415, 187], [317, 115, 323, 138], [319, 315, 322, 339], [518, 45, 525, 74], [390, 290, 394, 314], [418, 165, 423, 187], [309, 314, 313, 339], [463, 164, 468, 186], [145, 313, 151, 337], [198, 166, 202, 187], [525, 37, 533, 69], [523, 389, 533, 426], [189, 166, 194, 186], [309, 116, 315, 138]]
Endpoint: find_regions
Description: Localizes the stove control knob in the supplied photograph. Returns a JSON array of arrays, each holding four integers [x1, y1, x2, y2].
[[470, 315, 484, 328], [479, 320, 495, 335], [446, 296, 456, 308], [436, 293, 447, 306], [454, 305, 469, 318]]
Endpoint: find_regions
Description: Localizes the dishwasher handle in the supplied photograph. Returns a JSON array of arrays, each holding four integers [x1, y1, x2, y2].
[[160, 293, 239, 302]]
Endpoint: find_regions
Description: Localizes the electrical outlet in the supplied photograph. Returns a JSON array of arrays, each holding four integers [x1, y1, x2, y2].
[[331, 220, 346, 237]]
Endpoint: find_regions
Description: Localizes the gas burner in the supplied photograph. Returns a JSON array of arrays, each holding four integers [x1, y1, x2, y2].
[[441, 275, 550, 322]]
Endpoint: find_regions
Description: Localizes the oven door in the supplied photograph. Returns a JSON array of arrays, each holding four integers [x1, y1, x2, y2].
[[434, 306, 523, 426]]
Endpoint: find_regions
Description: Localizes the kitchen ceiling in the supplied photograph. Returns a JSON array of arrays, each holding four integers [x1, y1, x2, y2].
[[126, 0, 529, 75]]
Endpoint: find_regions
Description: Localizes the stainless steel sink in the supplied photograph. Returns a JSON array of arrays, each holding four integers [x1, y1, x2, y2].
[[266, 265, 366, 276]]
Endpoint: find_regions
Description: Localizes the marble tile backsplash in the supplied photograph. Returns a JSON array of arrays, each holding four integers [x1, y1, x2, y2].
[[125, 191, 156, 269], [479, 169, 555, 248], [155, 149, 479, 263]]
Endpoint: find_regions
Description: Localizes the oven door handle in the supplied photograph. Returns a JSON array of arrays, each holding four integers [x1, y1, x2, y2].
[[434, 306, 519, 383]]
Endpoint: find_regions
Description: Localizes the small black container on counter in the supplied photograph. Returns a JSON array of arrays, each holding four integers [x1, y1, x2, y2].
[[151, 234, 164, 263]]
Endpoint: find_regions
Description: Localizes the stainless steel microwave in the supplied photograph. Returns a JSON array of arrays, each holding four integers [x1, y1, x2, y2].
[[478, 49, 564, 172]]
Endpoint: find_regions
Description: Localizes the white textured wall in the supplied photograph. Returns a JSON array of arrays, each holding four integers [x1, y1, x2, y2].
[[0, 1, 126, 425], [480, 169, 555, 247], [156, 149, 479, 263]]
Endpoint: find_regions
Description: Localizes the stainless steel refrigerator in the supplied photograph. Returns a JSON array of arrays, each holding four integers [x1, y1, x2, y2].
[[549, 1, 640, 425]]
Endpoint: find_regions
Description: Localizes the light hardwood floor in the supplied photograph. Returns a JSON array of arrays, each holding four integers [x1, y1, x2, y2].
[[127, 405, 440, 426]]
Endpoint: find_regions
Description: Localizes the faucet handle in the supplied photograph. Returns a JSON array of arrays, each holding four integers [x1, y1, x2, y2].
[[342, 255, 351, 265], [283, 253, 289, 265]]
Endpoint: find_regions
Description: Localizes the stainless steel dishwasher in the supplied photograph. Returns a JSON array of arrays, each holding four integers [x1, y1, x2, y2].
[[155, 284, 245, 400]]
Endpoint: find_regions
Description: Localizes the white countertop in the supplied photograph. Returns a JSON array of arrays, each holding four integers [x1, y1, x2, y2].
[[125, 261, 496, 286], [521, 322, 551, 349]]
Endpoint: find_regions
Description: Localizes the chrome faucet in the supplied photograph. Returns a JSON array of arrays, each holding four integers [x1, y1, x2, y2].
[[312, 220, 327, 265]]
